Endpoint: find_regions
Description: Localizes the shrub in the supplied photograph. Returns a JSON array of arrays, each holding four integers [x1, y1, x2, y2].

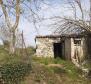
[[0, 62, 31, 84]]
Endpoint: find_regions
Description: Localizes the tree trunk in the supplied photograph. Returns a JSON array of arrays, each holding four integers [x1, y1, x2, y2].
[[9, 31, 16, 54]]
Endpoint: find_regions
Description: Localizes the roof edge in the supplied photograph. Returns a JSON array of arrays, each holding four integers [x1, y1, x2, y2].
[[36, 34, 90, 38]]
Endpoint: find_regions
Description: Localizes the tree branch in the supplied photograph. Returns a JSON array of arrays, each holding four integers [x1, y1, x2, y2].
[[0, 0, 11, 28], [13, 0, 20, 31]]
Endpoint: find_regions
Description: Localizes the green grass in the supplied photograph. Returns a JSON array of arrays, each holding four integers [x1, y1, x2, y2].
[[28, 57, 91, 84], [0, 46, 91, 84], [32, 57, 82, 78]]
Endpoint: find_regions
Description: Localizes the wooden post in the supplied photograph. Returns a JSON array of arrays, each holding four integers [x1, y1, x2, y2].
[[21, 30, 30, 63]]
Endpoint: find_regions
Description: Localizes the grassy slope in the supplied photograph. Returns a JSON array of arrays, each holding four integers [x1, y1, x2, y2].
[[0, 46, 91, 84], [22, 57, 91, 84]]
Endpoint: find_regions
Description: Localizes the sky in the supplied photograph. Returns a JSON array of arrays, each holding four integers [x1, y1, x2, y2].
[[0, 0, 90, 47], [19, 0, 74, 47]]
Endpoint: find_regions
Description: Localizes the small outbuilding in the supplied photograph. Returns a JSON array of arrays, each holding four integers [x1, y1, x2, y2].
[[35, 33, 91, 64]]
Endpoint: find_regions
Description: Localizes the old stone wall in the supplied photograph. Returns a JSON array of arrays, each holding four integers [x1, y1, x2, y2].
[[36, 37, 61, 57], [36, 36, 90, 62]]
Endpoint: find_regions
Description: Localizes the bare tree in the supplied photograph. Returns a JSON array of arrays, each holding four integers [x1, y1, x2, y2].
[[0, 23, 10, 50], [0, 0, 44, 54], [0, 0, 20, 54], [51, 0, 91, 34]]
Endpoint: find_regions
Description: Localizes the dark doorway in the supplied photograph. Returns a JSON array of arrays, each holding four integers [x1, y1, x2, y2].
[[53, 43, 62, 58]]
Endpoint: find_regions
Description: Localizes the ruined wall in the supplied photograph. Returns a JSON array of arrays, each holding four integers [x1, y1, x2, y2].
[[36, 37, 61, 57], [84, 37, 91, 59], [64, 38, 71, 60], [71, 37, 88, 63], [36, 36, 90, 62], [82, 37, 88, 59], [71, 38, 74, 60]]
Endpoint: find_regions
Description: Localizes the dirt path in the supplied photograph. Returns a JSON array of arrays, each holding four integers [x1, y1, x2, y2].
[[47, 64, 63, 68]]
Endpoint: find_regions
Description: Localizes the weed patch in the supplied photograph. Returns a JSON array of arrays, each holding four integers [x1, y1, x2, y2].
[[0, 62, 31, 84]]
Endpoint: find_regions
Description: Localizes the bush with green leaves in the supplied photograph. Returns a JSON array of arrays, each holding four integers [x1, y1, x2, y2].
[[0, 62, 31, 84]]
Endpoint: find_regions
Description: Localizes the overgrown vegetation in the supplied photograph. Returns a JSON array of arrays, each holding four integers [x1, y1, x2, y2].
[[22, 57, 91, 84], [0, 46, 32, 84], [0, 46, 91, 84], [0, 62, 31, 84], [32, 57, 83, 78]]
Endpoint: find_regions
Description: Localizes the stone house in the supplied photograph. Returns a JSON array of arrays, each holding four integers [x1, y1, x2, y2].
[[35, 33, 91, 63]]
